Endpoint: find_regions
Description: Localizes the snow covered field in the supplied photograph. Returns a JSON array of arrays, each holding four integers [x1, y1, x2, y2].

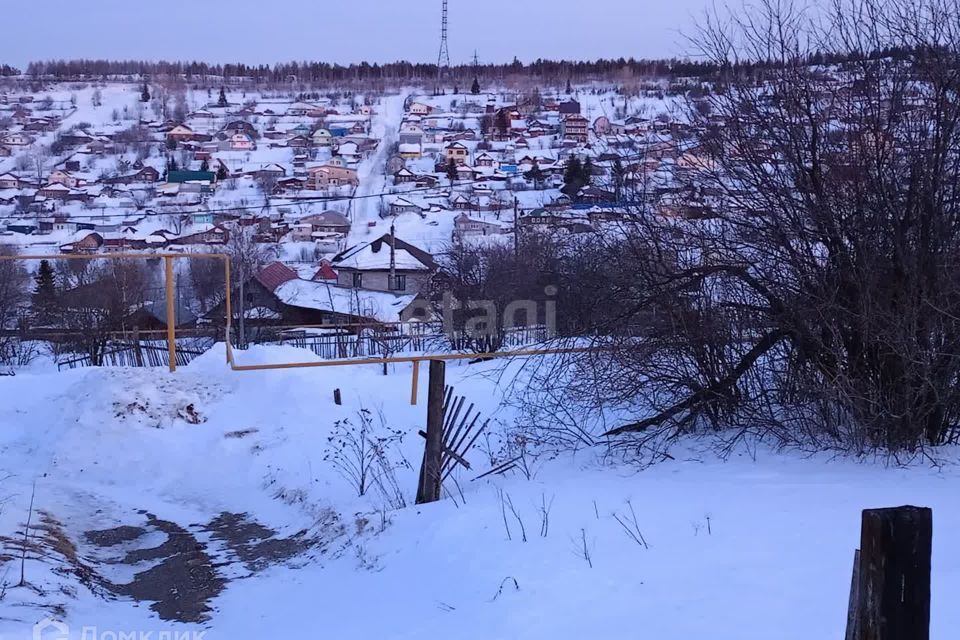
[[1, 346, 957, 639]]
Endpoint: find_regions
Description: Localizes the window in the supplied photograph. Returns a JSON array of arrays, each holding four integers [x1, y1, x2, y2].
[[352, 272, 363, 288], [389, 275, 407, 292]]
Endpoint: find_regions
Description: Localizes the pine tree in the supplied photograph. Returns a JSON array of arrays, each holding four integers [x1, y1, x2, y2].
[[32, 259, 57, 324], [471, 77, 481, 95], [562, 156, 585, 197], [566, 77, 573, 94], [612, 158, 625, 201], [446, 158, 459, 185], [140, 82, 151, 102], [564, 156, 582, 186], [218, 87, 228, 107], [582, 157, 594, 186], [200, 159, 210, 173], [217, 163, 228, 181], [524, 164, 545, 189], [496, 109, 510, 138]]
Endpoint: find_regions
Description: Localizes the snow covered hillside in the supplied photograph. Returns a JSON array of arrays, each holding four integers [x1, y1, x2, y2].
[[0, 347, 958, 639]]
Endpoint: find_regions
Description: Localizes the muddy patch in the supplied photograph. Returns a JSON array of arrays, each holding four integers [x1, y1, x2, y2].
[[2, 509, 339, 625], [85, 513, 225, 623]]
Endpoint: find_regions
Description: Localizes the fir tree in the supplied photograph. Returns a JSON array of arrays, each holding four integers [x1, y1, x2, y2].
[[471, 77, 481, 95], [496, 109, 510, 138], [524, 164, 545, 189], [566, 77, 573, 94], [446, 158, 459, 185], [581, 157, 594, 186], [562, 156, 585, 197], [217, 163, 228, 181], [32, 260, 57, 324], [612, 158, 625, 201], [218, 87, 228, 107], [140, 82, 151, 102], [200, 159, 210, 173]]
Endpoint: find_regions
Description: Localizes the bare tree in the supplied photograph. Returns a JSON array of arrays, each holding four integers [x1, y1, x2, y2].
[[226, 225, 278, 346], [547, 0, 960, 454]]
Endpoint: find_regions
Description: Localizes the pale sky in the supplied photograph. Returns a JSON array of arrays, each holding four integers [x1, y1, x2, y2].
[[3, 0, 713, 69]]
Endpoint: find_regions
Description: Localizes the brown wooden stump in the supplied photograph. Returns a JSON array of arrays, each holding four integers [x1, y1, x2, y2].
[[852, 506, 932, 640]]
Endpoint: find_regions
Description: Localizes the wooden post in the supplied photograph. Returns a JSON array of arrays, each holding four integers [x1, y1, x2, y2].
[[853, 506, 932, 640], [415, 359, 445, 504], [333, 388, 342, 405], [164, 256, 176, 372], [132, 326, 144, 368]]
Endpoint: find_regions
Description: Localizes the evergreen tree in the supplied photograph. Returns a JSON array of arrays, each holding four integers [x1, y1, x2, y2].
[[446, 158, 459, 185], [31, 260, 57, 323], [524, 164, 545, 189], [140, 82, 150, 102], [581, 157, 594, 186], [471, 77, 481, 95], [480, 114, 492, 136], [167, 156, 178, 172], [496, 109, 510, 138], [566, 77, 573, 94], [218, 87, 228, 107], [200, 159, 210, 173], [612, 158, 625, 201], [562, 156, 585, 197], [217, 163, 228, 181]]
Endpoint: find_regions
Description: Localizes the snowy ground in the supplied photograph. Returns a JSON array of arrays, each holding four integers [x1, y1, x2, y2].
[[0, 346, 958, 639]]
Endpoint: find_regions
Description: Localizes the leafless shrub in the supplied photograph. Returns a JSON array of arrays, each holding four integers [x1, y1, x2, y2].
[[323, 407, 407, 501], [573, 528, 593, 568], [611, 499, 649, 549]]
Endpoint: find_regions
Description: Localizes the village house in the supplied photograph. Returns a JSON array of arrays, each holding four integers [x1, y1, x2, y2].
[[48, 170, 82, 189], [290, 210, 352, 241], [475, 152, 497, 168], [332, 234, 438, 294], [311, 128, 333, 146], [60, 231, 103, 255], [228, 133, 257, 151], [286, 102, 327, 118], [1, 132, 34, 146], [0, 172, 20, 189], [444, 141, 470, 165], [561, 114, 590, 143], [408, 102, 433, 116], [170, 224, 229, 246], [307, 164, 359, 189], [166, 124, 197, 143], [454, 212, 506, 237]]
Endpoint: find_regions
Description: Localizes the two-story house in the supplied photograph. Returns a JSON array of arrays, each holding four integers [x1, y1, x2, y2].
[[331, 234, 437, 294]]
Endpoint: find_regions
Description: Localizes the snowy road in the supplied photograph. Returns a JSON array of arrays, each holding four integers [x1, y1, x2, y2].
[[348, 90, 410, 243]]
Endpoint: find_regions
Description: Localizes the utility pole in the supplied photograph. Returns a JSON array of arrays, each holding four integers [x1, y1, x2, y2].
[[436, 0, 451, 95], [513, 197, 519, 258]]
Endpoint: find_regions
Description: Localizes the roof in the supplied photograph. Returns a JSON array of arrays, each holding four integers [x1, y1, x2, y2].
[[312, 261, 338, 281], [254, 262, 299, 292], [168, 170, 216, 184], [275, 279, 417, 324], [333, 234, 437, 272]]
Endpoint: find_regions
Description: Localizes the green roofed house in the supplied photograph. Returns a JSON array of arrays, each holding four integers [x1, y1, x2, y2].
[[167, 170, 217, 184]]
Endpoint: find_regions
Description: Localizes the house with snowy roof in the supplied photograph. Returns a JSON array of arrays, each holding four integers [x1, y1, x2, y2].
[[331, 234, 437, 294]]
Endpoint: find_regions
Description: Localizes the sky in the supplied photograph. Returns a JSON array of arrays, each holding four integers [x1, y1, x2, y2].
[[2, 0, 714, 69]]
